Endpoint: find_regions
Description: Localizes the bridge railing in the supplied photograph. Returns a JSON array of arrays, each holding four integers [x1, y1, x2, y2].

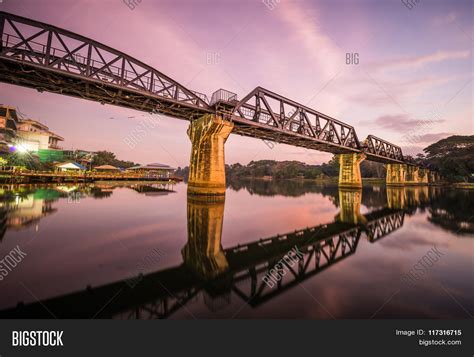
[[210, 89, 238, 106], [2, 33, 192, 102], [191, 90, 210, 104]]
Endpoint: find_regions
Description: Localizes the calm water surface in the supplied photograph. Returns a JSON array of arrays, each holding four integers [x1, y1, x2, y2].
[[0, 180, 472, 319]]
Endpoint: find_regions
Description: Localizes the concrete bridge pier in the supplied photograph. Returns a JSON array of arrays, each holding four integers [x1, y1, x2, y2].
[[338, 153, 366, 189], [386, 164, 406, 186], [404, 166, 429, 185], [418, 168, 429, 184], [187, 114, 234, 196], [405, 165, 421, 185], [429, 171, 440, 184]]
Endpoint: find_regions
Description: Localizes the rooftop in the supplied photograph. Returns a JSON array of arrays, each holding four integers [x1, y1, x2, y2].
[[94, 165, 119, 170], [55, 161, 87, 170], [19, 118, 49, 131], [128, 163, 175, 170]]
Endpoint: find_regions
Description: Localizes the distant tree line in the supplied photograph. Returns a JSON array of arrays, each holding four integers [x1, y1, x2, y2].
[[175, 157, 386, 181], [173, 135, 474, 183]]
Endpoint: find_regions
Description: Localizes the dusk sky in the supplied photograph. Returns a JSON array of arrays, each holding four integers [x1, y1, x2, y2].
[[1, 0, 472, 167]]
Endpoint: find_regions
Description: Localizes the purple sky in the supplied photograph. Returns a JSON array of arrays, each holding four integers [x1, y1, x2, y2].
[[1, 0, 472, 166]]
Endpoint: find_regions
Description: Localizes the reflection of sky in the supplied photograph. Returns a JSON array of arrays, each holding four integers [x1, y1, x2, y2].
[[0, 0, 472, 166], [0, 183, 472, 318]]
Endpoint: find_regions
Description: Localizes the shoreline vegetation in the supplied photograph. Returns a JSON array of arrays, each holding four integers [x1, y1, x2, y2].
[[174, 135, 473, 188], [1, 136, 472, 187]]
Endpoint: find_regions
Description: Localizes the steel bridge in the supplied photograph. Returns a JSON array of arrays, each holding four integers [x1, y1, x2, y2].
[[0, 11, 407, 164], [0, 207, 404, 319]]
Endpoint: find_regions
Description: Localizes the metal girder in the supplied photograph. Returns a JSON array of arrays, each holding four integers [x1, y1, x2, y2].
[[0, 11, 210, 120], [363, 210, 405, 242], [363, 134, 405, 163], [230, 87, 361, 154], [0, 11, 411, 163]]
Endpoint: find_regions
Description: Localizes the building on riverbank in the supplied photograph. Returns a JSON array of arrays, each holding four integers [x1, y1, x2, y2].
[[127, 163, 175, 179], [62, 150, 96, 169], [16, 119, 64, 150], [55, 162, 87, 172], [0, 105, 20, 152], [93, 165, 120, 171], [0, 105, 66, 162]]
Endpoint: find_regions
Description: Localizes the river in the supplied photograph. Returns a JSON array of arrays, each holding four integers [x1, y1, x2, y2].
[[0, 180, 472, 319]]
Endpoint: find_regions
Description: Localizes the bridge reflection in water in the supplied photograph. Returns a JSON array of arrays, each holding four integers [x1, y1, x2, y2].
[[0, 185, 443, 319]]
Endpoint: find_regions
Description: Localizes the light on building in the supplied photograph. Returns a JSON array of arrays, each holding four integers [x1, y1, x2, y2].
[[16, 144, 28, 153]]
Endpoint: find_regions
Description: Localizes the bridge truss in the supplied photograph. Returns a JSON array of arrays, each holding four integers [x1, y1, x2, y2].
[[229, 87, 361, 154], [0, 11, 410, 163], [364, 135, 404, 163], [0, 12, 210, 120]]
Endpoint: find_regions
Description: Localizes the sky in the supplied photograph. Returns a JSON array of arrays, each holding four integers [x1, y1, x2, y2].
[[0, 0, 472, 167]]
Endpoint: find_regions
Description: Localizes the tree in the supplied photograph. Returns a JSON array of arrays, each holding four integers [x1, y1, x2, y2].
[[5, 152, 47, 170], [361, 161, 385, 178], [320, 155, 339, 177], [423, 135, 474, 182], [91, 151, 136, 169]]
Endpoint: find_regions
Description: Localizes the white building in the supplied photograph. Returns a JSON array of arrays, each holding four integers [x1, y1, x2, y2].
[[127, 163, 175, 178], [15, 118, 64, 152]]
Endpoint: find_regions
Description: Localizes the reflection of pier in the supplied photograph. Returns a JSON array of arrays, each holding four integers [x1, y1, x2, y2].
[[130, 183, 176, 196], [0, 190, 406, 319]]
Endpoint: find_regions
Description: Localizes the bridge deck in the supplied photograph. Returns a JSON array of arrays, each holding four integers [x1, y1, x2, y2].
[[0, 11, 408, 164]]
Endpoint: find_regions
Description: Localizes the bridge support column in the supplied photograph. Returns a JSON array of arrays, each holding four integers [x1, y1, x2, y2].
[[405, 165, 420, 185], [429, 171, 440, 185], [418, 168, 429, 184], [338, 153, 366, 189], [386, 164, 406, 186], [187, 114, 233, 196]]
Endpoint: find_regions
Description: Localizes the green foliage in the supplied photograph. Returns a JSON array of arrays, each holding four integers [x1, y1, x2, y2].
[[423, 135, 474, 182], [5, 152, 50, 170], [174, 166, 189, 179], [177, 155, 385, 181], [360, 161, 385, 178], [175, 135, 474, 183], [91, 151, 137, 169]]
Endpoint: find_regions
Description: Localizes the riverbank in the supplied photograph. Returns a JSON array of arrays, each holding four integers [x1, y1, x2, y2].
[[453, 183, 474, 190], [0, 170, 183, 184], [228, 175, 386, 184]]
